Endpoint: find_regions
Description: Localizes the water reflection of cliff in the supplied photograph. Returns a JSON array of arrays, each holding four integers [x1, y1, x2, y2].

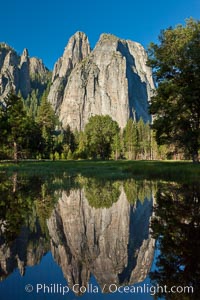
[[47, 182, 155, 292], [0, 225, 48, 281], [0, 174, 155, 294]]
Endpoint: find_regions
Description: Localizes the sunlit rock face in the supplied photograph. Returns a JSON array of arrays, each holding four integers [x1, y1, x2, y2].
[[48, 32, 155, 130], [19, 49, 31, 98], [48, 31, 91, 111], [29, 56, 49, 86], [0, 32, 154, 129], [0, 44, 20, 99], [0, 44, 49, 100], [47, 187, 155, 291]]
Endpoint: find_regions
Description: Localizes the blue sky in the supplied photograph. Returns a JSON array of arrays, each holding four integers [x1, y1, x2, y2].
[[0, 0, 199, 70]]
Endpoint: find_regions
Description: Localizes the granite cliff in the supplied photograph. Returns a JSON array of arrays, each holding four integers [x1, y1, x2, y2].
[[0, 43, 49, 100], [0, 224, 48, 280], [48, 32, 155, 130], [48, 31, 91, 112], [1, 32, 154, 130]]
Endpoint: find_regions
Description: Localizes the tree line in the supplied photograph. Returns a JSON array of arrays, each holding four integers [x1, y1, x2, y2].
[[0, 92, 165, 161]]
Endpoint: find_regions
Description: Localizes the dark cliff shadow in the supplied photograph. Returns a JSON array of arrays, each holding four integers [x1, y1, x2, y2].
[[117, 41, 150, 122]]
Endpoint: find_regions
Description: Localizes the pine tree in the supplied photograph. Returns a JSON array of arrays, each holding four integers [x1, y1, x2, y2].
[[36, 91, 57, 158], [85, 115, 120, 159], [137, 118, 152, 160], [0, 93, 41, 161], [123, 119, 138, 160], [111, 131, 122, 160], [74, 130, 88, 159]]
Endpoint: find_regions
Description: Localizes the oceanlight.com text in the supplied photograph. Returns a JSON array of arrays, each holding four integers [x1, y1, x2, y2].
[[25, 283, 194, 296]]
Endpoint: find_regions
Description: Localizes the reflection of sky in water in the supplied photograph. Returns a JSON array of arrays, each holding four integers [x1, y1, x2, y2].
[[0, 251, 156, 299]]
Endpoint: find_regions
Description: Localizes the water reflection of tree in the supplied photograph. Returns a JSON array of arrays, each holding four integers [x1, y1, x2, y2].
[[150, 182, 200, 300], [123, 179, 156, 204], [83, 178, 120, 208], [0, 173, 83, 242], [80, 177, 157, 208], [0, 173, 42, 242], [0, 174, 51, 280], [35, 182, 58, 235]]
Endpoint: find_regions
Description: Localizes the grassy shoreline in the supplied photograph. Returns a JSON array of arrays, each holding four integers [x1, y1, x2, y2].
[[0, 160, 199, 181]]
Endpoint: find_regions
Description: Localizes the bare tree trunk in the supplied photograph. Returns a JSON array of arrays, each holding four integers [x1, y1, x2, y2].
[[115, 149, 118, 160], [12, 172, 18, 193], [13, 141, 18, 162]]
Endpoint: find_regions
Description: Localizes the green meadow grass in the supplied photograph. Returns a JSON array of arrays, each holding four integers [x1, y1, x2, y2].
[[0, 160, 199, 182]]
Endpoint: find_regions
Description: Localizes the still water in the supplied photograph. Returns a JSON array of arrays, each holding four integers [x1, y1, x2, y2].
[[0, 173, 199, 300]]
